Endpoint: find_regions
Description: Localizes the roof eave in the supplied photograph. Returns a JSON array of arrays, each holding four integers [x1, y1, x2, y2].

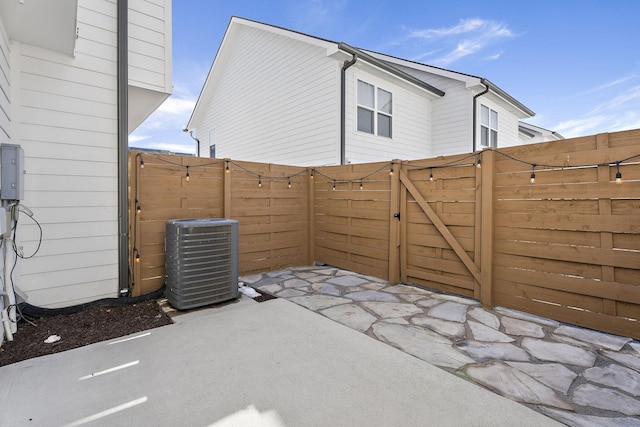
[[338, 43, 445, 98], [481, 78, 535, 118]]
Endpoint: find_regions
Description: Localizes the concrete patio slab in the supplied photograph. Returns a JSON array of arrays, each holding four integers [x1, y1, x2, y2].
[[0, 297, 561, 427]]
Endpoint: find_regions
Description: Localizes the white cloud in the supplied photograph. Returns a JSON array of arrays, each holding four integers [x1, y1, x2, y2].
[[551, 80, 640, 137], [128, 134, 148, 143], [403, 18, 514, 66], [580, 75, 638, 96]]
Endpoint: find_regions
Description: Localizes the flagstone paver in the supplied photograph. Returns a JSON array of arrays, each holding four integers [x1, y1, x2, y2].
[[347, 290, 399, 302], [461, 361, 573, 410], [502, 316, 545, 338], [600, 350, 640, 372], [573, 384, 640, 416], [428, 301, 468, 322], [411, 316, 466, 340], [360, 301, 423, 319], [242, 267, 640, 425], [506, 362, 578, 394], [320, 304, 377, 333], [521, 338, 597, 367], [469, 321, 514, 343], [583, 364, 640, 396], [456, 341, 530, 362], [468, 307, 500, 330], [539, 408, 640, 427], [373, 323, 474, 369], [555, 325, 632, 351]]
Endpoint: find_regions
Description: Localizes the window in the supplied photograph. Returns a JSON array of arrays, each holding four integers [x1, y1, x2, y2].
[[480, 105, 498, 148], [357, 80, 392, 138]]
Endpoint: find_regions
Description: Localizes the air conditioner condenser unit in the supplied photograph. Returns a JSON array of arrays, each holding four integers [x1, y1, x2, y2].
[[165, 218, 239, 309]]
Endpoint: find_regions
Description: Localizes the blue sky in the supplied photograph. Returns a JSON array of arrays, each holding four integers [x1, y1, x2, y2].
[[129, 0, 640, 155]]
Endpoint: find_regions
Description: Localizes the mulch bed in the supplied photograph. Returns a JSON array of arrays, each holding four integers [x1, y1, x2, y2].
[[0, 300, 173, 367]]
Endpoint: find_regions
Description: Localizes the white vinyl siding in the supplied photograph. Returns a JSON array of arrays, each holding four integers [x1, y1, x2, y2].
[[0, 17, 10, 141], [128, 0, 172, 93], [191, 25, 339, 166], [345, 68, 432, 163], [11, 0, 119, 308]]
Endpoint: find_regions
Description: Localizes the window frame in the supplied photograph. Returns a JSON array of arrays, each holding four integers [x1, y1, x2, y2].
[[480, 104, 498, 148], [356, 79, 393, 139]]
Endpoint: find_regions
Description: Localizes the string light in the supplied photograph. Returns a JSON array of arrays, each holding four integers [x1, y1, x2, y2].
[[530, 164, 536, 184], [134, 152, 639, 193], [134, 247, 140, 263], [135, 199, 141, 214]]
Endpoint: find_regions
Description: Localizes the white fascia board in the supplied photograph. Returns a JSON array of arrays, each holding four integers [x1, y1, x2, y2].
[[363, 49, 481, 87]]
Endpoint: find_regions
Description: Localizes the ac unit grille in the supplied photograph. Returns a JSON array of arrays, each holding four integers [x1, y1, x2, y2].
[[165, 218, 239, 309]]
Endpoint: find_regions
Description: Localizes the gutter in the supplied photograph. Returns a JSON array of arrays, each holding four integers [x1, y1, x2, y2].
[[338, 43, 445, 97], [117, 0, 129, 294], [340, 53, 357, 165], [472, 82, 490, 152]]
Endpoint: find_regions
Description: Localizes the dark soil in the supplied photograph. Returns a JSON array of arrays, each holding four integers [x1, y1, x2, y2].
[[0, 300, 173, 367]]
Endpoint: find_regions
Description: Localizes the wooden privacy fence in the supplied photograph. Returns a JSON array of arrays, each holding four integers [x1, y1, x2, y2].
[[129, 129, 640, 338]]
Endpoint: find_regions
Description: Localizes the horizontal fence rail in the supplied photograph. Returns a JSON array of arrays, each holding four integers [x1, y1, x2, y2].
[[129, 129, 640, 338]]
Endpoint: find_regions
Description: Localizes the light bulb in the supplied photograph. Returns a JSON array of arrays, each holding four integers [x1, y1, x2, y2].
[[258, 176, 262, 188], [288, 178, 292, 189], [140, 159, 145, 168], [360, 180, 363, 190], [615, 171, 622, 184], [332, 180, 336, 191], [529, 173, 536, 184]]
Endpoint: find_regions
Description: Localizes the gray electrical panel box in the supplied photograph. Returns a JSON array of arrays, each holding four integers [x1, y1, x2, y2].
[[1, 144, 25, 201]]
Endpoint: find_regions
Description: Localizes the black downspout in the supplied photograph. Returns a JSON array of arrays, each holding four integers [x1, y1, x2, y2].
[[340, 54, 357, 165], [117, 0, 129, 294], [472, 82, 490, 152]]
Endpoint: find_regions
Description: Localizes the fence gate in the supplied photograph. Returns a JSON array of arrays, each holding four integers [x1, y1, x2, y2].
[[396, 153, 491, 305]]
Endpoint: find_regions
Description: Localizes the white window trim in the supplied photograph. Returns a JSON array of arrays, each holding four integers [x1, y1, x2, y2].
[[480, 104, 498, 148], [356, 78, 393, 139]]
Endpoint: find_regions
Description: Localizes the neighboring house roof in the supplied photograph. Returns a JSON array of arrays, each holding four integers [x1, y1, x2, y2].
[[188, 16, 535, 128], [519, 121, 564, 140], [363, 50, 535, 118]]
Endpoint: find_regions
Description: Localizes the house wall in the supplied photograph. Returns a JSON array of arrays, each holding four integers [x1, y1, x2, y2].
[[9, 0, 120, 308], [344, 65, 433, 163], [192, 25, 340, 166], [0, 17, 10, 142], [128, 0, 172, 94], [389, 63, 473, 157], [478, 93, 520, 149]]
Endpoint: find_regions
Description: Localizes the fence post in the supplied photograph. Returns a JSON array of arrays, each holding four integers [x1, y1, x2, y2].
[[388, 159, 401, 284], [596, 133, 617, 316], [308, 167, 316, 266], [223, 158, 231, 219], [130, 151, 142, 296], [480, 149, 495, 307]]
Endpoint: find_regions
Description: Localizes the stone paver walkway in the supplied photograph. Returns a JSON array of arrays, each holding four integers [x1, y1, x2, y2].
[[241, 266, 640, 427]]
